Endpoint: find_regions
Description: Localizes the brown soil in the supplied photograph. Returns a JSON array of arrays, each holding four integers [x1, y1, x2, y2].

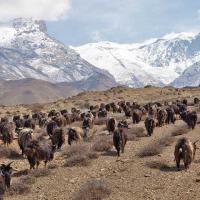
[[1, 86, 200, 200]]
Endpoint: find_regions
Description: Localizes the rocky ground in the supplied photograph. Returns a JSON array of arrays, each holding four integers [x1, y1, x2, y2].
[[1, 86, 200, 200]]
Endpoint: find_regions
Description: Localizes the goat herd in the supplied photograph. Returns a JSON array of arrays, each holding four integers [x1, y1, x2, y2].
[[0, 97, 200, 199]]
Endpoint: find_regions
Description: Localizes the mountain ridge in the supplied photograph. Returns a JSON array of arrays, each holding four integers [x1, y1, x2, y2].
[[0, 18, 116, 85], [74, 32, 200, 87]]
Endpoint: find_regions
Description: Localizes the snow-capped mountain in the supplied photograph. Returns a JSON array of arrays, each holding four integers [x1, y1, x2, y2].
[[172, 62, 200, 87], [74, 32, 200, 87], [0, 18, 116, 85], [1, 18, 200, 89]]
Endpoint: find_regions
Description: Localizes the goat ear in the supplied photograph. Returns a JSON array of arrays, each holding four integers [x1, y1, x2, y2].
[[6, 161, 14, 170], [194, 140, 199, 144], [7, 161, 14, 166]]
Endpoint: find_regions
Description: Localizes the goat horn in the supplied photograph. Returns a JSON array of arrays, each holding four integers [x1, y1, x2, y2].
[[12, 168, 19, 172], [6, 161, 14, 166]]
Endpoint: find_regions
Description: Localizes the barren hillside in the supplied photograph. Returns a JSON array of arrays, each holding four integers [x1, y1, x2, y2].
[[0, 86, 200, 200]]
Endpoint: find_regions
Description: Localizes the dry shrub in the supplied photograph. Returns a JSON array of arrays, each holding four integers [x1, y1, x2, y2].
[[73, 179, 111, 200], [171, 125, 189, 136], [20, 175, 36, 185], [47, 163, 58, 169], [63, 143, 89, 158], [127, 134, 138, 141], [30, 168, 51, 177], [138, 134, 175, 157], [0, 146, 21, 159], [63, 143, 98, 167], [145, 159, 170, 170], [94, 118, 107, 126], [87, 151, 99, 159], [65, 154, 90, 167], [92, 135, 113, 152], [8, 180, 30, 196], [13, 169, 29, 178], [138, 142, 163, 157], [157, 135, 175, 147], [127, 127, 146, 139]]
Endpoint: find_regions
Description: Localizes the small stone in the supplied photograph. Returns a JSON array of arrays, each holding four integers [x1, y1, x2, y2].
[[196, 178, 200, 182], [70, 179, 76, 184]]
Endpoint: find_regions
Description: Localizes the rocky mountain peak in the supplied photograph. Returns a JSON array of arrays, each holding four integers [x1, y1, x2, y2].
[[12, 18, 47, 33]]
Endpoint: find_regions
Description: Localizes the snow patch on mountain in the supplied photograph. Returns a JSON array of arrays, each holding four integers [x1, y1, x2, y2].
[[172, 62, 200, 87], [0, 18, 116, 87], [74, 32, 200, 87]]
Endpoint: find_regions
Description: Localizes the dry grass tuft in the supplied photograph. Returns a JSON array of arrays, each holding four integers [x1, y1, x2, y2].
[[73, 179, 111, 200], [92, 135, 113, 152], [127, 127, 146, 138], [63, 143, 98, 167], [127, 133, 138, 141], [13, 169, 29, 178], [64, 154, 90, 167], [30, 168, 51, 178], [127, 127, 146, 141], [47, 163, 58, 169], [0, 146, 21, 159], [138, 142, 163, 157], [20, 175, 36, 185], [138, 134, 175, 157], [145, 159, 170, 170], [8, 180, 31, 196], [63, 143, 89, 158], [157, 135, 175, 147], [171, 125, 189, 136]]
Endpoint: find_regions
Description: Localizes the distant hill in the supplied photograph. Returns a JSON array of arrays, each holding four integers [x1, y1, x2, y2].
[[0, 76, 117, 105]]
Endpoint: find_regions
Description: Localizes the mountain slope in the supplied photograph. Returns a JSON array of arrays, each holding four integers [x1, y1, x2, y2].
[[0, 76, 117, 106], [172, 62, 200, 87], [74, 32, 200, 87], [0, 18, 116, 86], [0, 79, 76, 105]]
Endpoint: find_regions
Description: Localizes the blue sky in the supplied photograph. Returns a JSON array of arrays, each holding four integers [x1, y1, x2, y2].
[[1, 0, 200, 46], [46, 0, 200, 46]]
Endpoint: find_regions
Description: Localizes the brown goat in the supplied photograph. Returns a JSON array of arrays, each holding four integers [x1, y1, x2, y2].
[[174, 138, 198, 170], [50, 128, 65, 149], [25, 140, 56, 169], [18, 128, 33, 155], [0, 122, 15, 146], [132, 109, 142, 124], [157, 109, 167, 127], [113, 121, 128, 156], [67, 127, 83, 145], [106, 118, 117, 134]]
